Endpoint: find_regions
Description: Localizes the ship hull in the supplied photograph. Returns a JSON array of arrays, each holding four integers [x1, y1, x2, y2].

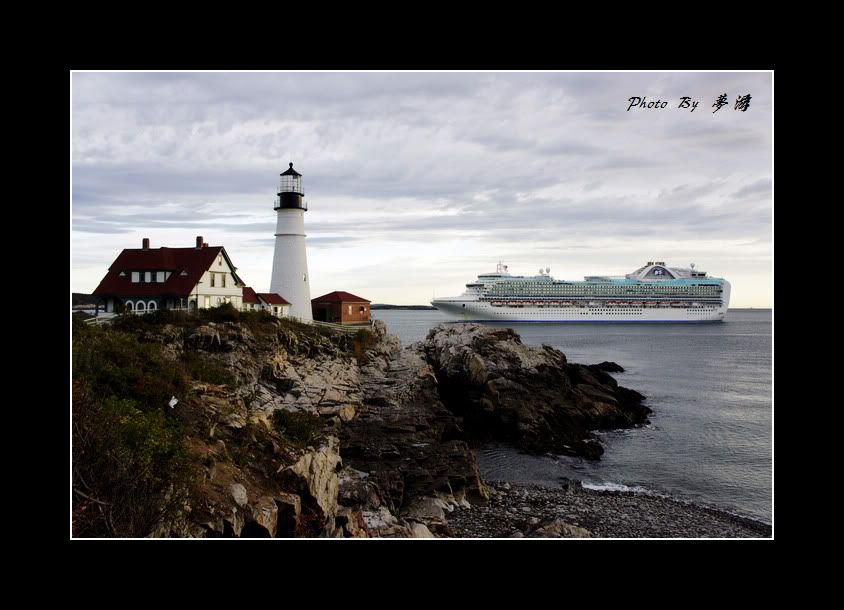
[[431, 299, 727, 322]]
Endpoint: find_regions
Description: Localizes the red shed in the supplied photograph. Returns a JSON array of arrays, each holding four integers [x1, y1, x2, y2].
[[311, 291, 371, 325]]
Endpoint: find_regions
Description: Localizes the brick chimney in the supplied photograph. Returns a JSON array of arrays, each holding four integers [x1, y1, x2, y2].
[[142, 238, 150, 250], [196, 236, 203, 249]]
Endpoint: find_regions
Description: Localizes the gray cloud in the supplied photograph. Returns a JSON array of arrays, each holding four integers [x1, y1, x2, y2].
[[72, 71, 772, 305], [589, 156, 659, 170], [733, 178, 772, 199]]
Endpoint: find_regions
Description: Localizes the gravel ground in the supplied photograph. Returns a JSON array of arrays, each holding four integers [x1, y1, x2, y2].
[[444, 480, 772, 539]]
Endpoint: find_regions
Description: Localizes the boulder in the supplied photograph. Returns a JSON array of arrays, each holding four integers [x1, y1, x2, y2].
[[336, 506, 369, 538], [422, 323, 651, 459], [250, 495, 278, 538], [187, 326, 221, 351], [593, 361, 625, 373], [529, 518, 592, 538], [274, 492, 302, 537], [230, 483, 248, 507], [278, 436, 342, 531]]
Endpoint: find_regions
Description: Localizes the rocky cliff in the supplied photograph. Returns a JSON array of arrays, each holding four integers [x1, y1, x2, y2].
[[422, 324, 651, 459], [73, 313, 651, 538]]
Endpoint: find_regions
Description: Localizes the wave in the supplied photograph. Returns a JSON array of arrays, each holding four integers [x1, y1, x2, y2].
[[580, 480, 772, 526], [581, 481, 653, 494]]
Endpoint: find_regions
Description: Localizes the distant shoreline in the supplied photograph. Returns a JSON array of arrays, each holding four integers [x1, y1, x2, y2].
[[370, 304, 437, 310]]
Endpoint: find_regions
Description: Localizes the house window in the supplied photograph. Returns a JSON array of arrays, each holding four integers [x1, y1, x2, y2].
[[204, 296, 211, 308], [156, 271, 165, 282], [131, 272, 139, 283], [210, 273, 215, 288], [218, 256, 222, 267], [359, 305, 366, 313], [273, 306, 279, 315], [217, 297, 221, 305], [145, 271, 151, 283], [136, 301, 146, 312], [221, 274, 226, 288], [125, 301, 134, 312], [348, 305, 352, 315], [148, 301, 157, 311]]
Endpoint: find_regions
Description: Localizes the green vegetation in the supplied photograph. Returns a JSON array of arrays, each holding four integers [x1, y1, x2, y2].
[[74, 320, 186, 407], [182, 353, 235, 386], [111, 303, 280, 337], [71, 304, 365, 536], [73, 321, 193, 537], [272, 410, 324, 448]]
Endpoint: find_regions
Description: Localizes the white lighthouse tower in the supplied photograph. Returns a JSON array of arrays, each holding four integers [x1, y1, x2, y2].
[[270, 163, 312, 321]]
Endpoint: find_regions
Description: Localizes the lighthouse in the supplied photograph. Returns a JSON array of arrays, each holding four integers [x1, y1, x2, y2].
[[269, 163, 312, 321]]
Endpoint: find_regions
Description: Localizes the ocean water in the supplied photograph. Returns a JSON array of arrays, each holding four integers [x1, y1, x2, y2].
[[372, 308, 773, 524]]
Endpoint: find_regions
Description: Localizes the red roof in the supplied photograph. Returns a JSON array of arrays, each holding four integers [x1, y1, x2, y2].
[[257, 292, 290, 305], [242, 287, 259, 304], [92, 246, 242, 298], [311, 290, 370, 303]]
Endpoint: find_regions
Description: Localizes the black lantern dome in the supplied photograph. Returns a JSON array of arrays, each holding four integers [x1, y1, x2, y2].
[[275, 163, 307, 211]]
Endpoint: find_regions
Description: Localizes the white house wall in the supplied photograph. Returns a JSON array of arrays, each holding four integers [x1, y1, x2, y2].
[[191, 252, 244, 309]]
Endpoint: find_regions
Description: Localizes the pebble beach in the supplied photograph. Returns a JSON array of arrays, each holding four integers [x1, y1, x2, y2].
[[445, 480, 772, 539]]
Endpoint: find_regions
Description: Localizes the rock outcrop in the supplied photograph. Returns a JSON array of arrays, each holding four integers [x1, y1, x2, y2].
[[99, 315, 652, 538], [337, 322, 490, 536], [421, 323, 651, 459]]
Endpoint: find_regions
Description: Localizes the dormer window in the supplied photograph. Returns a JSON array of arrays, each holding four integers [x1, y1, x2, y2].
[[119, 271, 127, 277], [180, 270, 188, 277], [218, 256, 222, 267]]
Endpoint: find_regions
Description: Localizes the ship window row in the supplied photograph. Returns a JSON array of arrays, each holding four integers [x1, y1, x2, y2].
[[490, 287, 719, 295], [491, 284, 718, 290]]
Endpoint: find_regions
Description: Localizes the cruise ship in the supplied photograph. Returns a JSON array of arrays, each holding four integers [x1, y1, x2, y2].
[[431, 262, 730, 322]]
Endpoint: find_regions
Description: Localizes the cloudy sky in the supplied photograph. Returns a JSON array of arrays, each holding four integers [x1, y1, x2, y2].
[[72, 71, 772, 307]]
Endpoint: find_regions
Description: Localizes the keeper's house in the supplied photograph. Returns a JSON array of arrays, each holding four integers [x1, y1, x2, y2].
[[311, 291, 371, 325], [92, 236, 245, 314], [242, 287, 291, 318]]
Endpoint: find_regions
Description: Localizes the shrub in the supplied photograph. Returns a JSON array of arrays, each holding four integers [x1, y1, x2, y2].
[[198, 302, 240, 323], [239, 309, 278, 335], [272, 410, 324, 448], [182, 353, 235, 386], [73, 324, 185, 409], [72, 384, 192, 537]]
